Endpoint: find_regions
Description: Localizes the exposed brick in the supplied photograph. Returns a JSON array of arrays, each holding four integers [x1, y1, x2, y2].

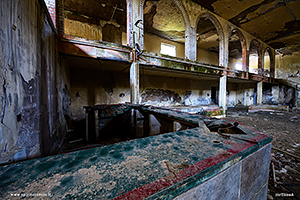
[[44, 0, 56, 27]]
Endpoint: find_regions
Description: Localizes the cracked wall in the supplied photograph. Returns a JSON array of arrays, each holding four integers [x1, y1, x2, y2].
[[275, 52, 300, 82], [0, 0, 70, 163], [275, 51, 300, 106]]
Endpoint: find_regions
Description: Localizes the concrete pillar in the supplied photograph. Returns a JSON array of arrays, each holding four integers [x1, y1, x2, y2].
[[185, 26, 197, 61], [127, 0, 143, 104], [219, 76, 227, 115], [257, 81, 263, 105], [56, 0, 64, 35], [221, 30, 229, 67], [130, 61, 139, 104], [132, 0, 144, 48], [219, 29, 228, 115], [126, 0, 133, 47]]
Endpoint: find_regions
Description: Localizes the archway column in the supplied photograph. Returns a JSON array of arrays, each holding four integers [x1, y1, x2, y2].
[[127, 0, 144, 104], [219, 30, 228, 115], [269, 49, 275, 78], [185, 26, 197, 61], [257, 45, 263, 75]]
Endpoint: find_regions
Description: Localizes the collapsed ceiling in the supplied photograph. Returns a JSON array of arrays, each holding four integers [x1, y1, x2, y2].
[[64, 0, 300, 56], [192, 0, 300, 55]]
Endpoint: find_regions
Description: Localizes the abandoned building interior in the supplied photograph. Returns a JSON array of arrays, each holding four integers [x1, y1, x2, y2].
[[0, 0, 300, 199]]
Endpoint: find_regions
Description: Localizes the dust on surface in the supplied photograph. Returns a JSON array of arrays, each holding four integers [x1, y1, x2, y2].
[[226, 109, 300, 200]]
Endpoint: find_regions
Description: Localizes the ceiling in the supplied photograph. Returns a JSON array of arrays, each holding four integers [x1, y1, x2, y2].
[[192, 0, 300, 55], [64, 0, 300, 56]]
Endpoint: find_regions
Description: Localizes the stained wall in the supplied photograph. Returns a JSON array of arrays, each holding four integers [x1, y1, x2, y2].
[[0, 0, 70, 163]]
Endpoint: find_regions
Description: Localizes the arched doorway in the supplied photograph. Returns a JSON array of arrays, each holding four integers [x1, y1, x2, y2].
[[249, 40, 262, 74], [196, 13, 224, 66], [228, 29, 247, 71]]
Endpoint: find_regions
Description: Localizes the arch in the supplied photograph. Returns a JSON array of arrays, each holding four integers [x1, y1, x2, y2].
[[229, 28, 247, 71], [249, 39, 262, 75], [141, 0, 190, 29], [141, 0, 192, 58], [196, 12, 225, 66], [264, 47, 275, 78]]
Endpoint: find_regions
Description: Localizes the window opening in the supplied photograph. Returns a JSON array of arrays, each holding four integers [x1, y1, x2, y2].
[[161, 43, 176, 57]]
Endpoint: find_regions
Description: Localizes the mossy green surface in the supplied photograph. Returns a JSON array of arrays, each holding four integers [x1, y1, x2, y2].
[[0, 105, 272, 199]]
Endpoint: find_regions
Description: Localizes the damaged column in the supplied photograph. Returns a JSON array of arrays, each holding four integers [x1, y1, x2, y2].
[[218, 30, 229, 115], [130, 61, 139, 104], [257, 81, 263, 105], [127, 0, 143, 104], [185, 26, 197, 61]]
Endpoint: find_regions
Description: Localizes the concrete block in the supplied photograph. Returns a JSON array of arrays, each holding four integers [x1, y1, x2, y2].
[[240, 143, 271, 200], [251, 182, 268, 200], [174, 162, 241, 200]]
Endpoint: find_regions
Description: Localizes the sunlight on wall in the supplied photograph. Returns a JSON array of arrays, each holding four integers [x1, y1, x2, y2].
[[235, 63, 242, 70], [249, 55, 258, 73], [161, 43, 176, 57]]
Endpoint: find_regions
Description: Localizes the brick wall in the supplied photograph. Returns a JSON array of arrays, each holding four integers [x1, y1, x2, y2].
[[44, 0, 56, 27]]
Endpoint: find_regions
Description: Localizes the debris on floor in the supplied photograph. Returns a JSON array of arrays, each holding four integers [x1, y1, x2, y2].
[[226, 109, 300, 200]]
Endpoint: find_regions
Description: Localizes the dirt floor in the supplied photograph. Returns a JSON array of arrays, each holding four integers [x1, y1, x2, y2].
[[226, 109, 300, 200]]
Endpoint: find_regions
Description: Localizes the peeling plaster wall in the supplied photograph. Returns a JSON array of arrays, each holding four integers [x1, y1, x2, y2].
[[69, 67, 220, 119], [275, 52, 300, 83], [275, 52, 300, 107], [0, 0, 70, 163], [140, 75, 218, 106], [262, 85, 294, 105], [69, 65, 269, 118], [227, 82, 257, 106]]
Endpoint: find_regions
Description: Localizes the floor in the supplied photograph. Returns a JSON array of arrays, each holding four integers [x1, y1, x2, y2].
[[226, 109, 300, 200]]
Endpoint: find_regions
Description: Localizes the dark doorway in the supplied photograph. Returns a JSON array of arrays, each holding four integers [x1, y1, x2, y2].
[[211, 87, 217, 104]]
